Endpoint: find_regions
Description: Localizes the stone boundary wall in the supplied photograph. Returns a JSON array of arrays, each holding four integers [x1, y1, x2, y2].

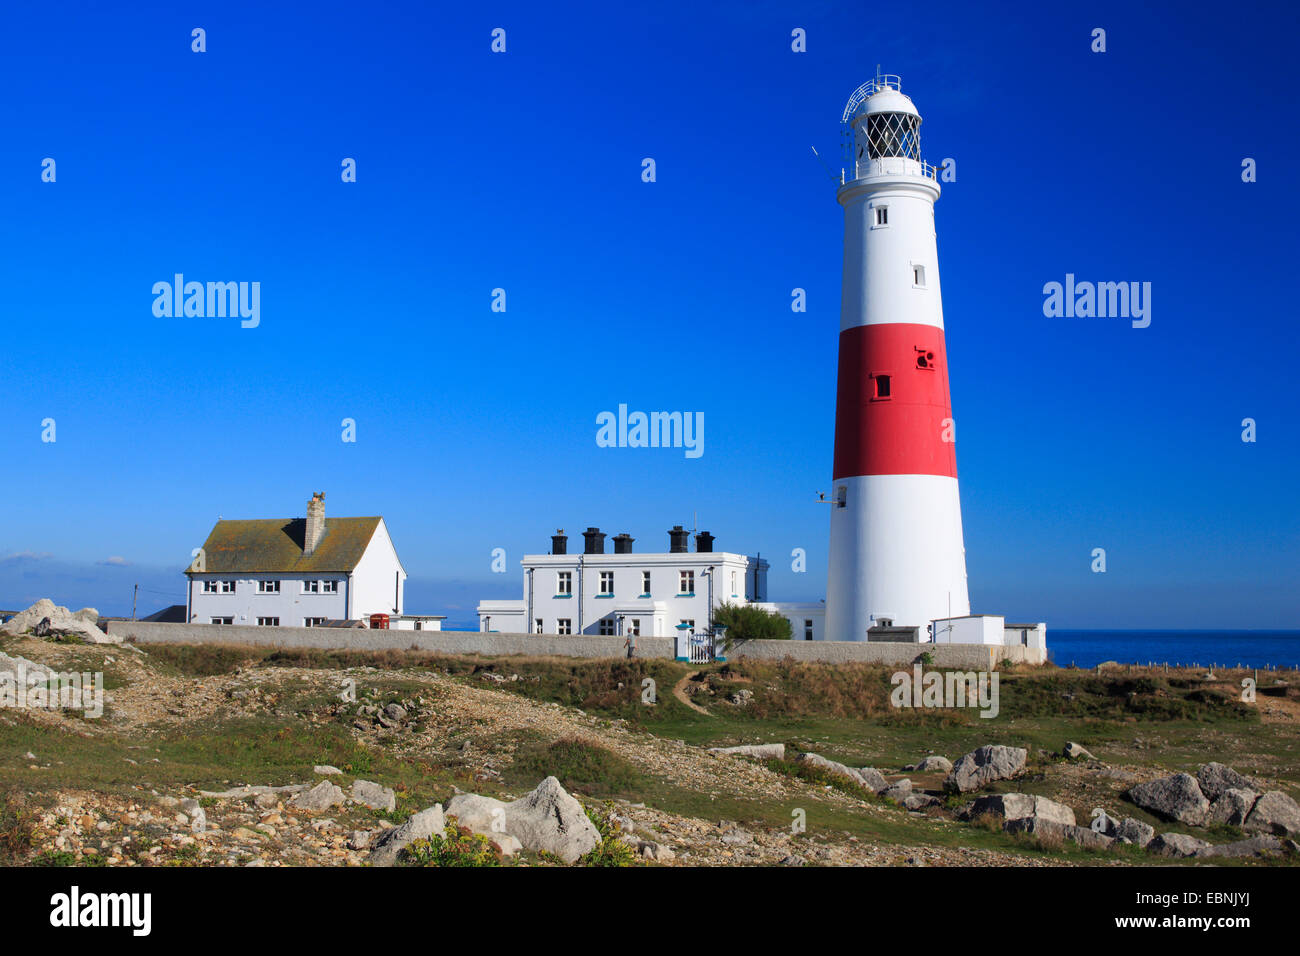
[[106, 621, 1044, 666]]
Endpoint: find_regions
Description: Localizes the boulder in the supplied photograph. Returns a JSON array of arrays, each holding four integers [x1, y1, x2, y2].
[[1113, 818, 1156, 848], [0, 599, 118, 644], [967, 793, 1076, 827], [293, 780, 345, 812], [490, 834, 523, 857], [444, 793, 510, 834], [1196, 762, 1259, 801], [1126, 773, 1210, 826], [499, 776, 600, 863], [855, 768, 890, 794], [708, 743, 785, 760], [796, 752, 883, 792], [368, 805, 447, 866], [1193, 835, 1283, 859], [880, 779, 914, 803], [902, 793, 941, 811], [1003, 817, 1112, 849], [944, 745, 1028, 793], [1063, 741, 1095, 760], [1207, 788, 1258, 827], [350, 780, 396, 812], [915, 756, 953, 773], [1242, 790, 1300, 837], [314, 765, 342, 776], [1148, 832, 1212, 857]]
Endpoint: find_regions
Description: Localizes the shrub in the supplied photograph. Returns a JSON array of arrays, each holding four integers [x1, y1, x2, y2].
[[401, 823, 503, 867], [0, 791, 34, 864], [580, 806, 636, 867], [714, 602, 792, 648]]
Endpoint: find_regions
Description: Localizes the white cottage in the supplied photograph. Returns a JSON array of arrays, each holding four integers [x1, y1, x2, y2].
[[185, 492, 406, 627]]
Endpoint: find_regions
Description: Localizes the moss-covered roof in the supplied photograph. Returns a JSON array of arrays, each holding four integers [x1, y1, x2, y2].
[[191, 517, 382, 574]]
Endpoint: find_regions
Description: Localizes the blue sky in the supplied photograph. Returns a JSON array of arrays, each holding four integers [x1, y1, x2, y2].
[[1, 0, 1297, 628]]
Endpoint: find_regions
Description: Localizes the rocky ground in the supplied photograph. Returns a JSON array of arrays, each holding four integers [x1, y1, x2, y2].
[[2, 633, 1297, 867]]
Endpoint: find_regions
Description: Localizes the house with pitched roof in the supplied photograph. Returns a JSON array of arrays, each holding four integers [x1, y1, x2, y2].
[[185, 492, 406, 627]]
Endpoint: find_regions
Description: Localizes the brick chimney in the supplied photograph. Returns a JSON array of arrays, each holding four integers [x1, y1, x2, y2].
[[304, 492, 326, 555]]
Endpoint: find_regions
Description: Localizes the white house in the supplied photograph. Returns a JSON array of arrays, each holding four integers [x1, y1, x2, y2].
[[477, 526, 824, 640], [185, 492, 407, 627]]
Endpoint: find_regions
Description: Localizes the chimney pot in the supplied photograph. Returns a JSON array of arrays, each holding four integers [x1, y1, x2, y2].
[[668, 525, 690, 554], [613, 533, 635, 554], [695, 531, 715, 553], [551, 530, 568, 555]]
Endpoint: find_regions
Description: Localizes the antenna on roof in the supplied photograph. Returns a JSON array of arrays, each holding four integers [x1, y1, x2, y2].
[[810, 146, 838, 184]]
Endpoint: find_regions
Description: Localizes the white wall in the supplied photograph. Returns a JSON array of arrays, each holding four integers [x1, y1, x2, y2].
[[932, 615, 1005, 646], [188, 574, 347, 626], [349, 518, 406, 619]]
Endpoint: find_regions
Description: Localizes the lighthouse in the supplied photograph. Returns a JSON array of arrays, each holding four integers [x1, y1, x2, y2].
[[824, 73, 971, 642]]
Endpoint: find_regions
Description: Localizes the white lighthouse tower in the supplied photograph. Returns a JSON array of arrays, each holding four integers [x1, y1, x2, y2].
[[825, 73, 970, 642]]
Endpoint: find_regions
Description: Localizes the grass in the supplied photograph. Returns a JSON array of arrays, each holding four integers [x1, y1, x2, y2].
[[506, 735, 649, 800]]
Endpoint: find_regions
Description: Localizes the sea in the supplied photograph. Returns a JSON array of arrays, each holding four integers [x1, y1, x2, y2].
[[1045, 630, 1300, 671]]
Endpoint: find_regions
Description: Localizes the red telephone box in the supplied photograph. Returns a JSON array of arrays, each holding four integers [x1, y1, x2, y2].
[[369, 613, 390, 630]]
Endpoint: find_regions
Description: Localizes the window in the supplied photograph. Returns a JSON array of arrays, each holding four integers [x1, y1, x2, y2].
[[303, 580, 320, 594], [641, 571, 651, 595], [257, 580, 280, 594], [557, 571, 572, 596], [202, 580, 218, 594], [304, 617, 326, 627], [679, 570, 695, 595], [535, 618, 543, 634], [875, 206, 888, 226], [557, 618, 572, 635], [220, 580, 236, 593], [873, 374, 891, 400], [835, 485, 847, 509], [912, 264, 925, 287], [256, 617, 279, 627], [210, 616, 233, 625], [730, 571, 737, 596], [321, 580, 339, 594], [599, 571, 614, 595], [628, 619, 641, 636], [414, 621, 423, 631], [804, 619, 814, 641], [679, 619, 695, 632], [598, 618, 616, 635]]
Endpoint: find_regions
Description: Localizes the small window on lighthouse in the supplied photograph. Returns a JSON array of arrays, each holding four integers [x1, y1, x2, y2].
[[835, 486, 847, 509], [873, 374, 892, 399], [912, 265, 926, 287], [875, 206, 888, 226]]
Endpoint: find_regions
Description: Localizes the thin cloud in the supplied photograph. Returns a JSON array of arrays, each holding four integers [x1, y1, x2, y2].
[[98, 556, 132, 567]]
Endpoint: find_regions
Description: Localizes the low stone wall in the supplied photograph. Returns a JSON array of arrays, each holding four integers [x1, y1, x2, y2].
[[731, 640, 1045, 668], [106, 620, 1045, 667], [105, 620, 674, 659]]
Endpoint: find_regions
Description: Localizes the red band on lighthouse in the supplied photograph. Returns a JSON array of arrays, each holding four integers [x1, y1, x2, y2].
[[832, 322, 957, 480]]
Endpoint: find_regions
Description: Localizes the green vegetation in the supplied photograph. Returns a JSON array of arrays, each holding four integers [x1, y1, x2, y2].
[[715, 602, 792, 647], [0, 791, 35, 864], [401, 823, 504, 867], [580, 805, 637, 867], [508, 736, 648, 800]]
